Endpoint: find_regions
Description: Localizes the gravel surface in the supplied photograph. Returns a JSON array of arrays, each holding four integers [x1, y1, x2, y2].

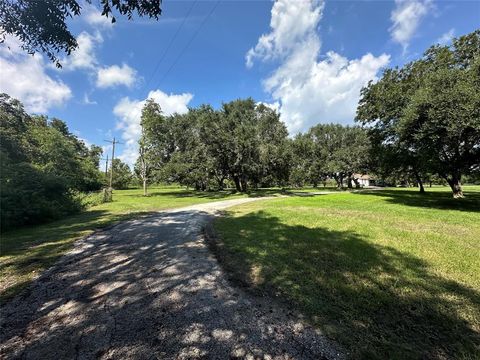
[[0, 198, 344, 360]]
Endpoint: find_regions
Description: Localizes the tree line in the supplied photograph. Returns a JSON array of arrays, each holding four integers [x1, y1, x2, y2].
[[136, 98, 374, 194], [137, 31, 479, 198], [1, 31, 478, 231]]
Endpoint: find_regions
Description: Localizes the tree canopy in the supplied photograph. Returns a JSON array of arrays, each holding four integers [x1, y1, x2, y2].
[[0, 0, 162, 67], [356, 30, 480, 197], [136, 98, 371, 192]]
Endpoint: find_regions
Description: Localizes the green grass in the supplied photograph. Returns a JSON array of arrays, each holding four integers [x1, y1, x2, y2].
[[213, 186, 480, 359]]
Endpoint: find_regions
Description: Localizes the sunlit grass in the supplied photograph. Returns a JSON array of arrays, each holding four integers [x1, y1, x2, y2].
[[213, 186, 480, 359]]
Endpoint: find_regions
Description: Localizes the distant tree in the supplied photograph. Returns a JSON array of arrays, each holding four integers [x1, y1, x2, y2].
[[219, 98, 259, 192], [109, 158, 132, 190], [255, 103, 291, 187], [0, 0, 162, 67], [306, 124, 370, 188], [357, 30, 480, 198], [140, 99, 290, 192], [197, 105, 229, 189], [136, 99, 162, 196]]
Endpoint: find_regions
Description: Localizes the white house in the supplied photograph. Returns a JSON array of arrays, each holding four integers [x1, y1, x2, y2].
[[353, 174, 375, 187]]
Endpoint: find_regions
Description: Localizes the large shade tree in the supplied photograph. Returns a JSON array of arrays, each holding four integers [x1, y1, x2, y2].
[[356, 30, 480, 198], [137, 98, 291, 192]]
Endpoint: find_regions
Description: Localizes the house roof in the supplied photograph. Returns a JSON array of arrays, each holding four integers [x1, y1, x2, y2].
[[353, 173, 373, 180]]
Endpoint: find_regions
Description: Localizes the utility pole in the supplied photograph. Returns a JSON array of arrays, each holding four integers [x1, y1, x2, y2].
[[100, 155, 109, 179], [104, 137, 123, 191], [104, 154, 109, 178], [109, 138, 115, 189]]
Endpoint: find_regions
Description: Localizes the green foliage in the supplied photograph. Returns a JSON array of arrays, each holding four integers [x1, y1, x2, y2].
[[108, 158, 132, 190], [0, 155, 83, 229], [139, 98, 372, 191], [0, 0, 162, 67], [141, 98, 292, 192], [357, 30, 480, 197], [291, 124, 370, 188], [0, 94, 103, 230], [135, 99, 162, 194]]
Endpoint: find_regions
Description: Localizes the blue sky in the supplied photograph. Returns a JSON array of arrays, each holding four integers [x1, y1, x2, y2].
[[1, 0, 478, 165]]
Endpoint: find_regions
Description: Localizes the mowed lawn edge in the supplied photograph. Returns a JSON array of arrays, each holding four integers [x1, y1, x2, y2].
[[212, 187, 480, 359]]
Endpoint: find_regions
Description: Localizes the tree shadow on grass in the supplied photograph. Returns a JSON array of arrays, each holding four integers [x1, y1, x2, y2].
[[0, 210, 153, 303], [356, 189, 480, 212], [123, 190, 239, 199], [213, 210, 480, 359], [123, 188, 291, 200]]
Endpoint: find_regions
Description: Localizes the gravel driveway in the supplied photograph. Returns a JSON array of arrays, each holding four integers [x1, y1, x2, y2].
[[0, 198, 344, 359]]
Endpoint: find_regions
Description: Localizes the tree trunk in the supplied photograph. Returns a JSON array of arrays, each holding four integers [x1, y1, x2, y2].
[[143, 178, 147, 196], [240, 175, 248, 192], [216, 177, 225, 190], [353, 177, 361, 189], [447, 176, 464, 198], [347, 175, 353, 189], [233, 175, 241, 192], [333, 174, 342, 189], [413, 171, 425, 193]]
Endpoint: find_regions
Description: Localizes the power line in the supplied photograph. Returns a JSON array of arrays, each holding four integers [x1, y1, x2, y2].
[[100, 1, 219, 163], [142, 0, 198, 92], [97, 2, 199, 143], [152, 0, 221, 89]]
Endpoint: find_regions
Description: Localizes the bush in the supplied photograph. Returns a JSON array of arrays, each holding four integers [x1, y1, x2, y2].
[[0, 160, 83, 231]]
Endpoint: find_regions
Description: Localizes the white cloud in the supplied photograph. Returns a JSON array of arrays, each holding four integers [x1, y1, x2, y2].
[[390, 0, 432, 51], [0, 37, 72, 113], [246, 0, 389, 133], [113, 89, 193, 165], [56, 31, 102, 71], [83, 5, 114, 29], [437, 28, 455, 45], [96, 63, 137, 88], [83, 93, 97, 105], [246, 0, 324, 68], [257, 101, 281, 113]]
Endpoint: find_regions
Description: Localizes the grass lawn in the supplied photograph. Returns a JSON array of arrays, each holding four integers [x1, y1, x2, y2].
[[0, 185, 255, 302], [213, 186, 480, 359]]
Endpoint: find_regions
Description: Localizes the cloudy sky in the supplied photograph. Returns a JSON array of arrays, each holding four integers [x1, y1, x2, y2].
[[0, 0, 478, 165]]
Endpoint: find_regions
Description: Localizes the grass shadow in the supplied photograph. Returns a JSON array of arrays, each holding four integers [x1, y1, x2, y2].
[[356, 189, 480, 212], [131, 188, 330, 200], [213, 210, 480, 359], [0, 210, 153, 303]]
